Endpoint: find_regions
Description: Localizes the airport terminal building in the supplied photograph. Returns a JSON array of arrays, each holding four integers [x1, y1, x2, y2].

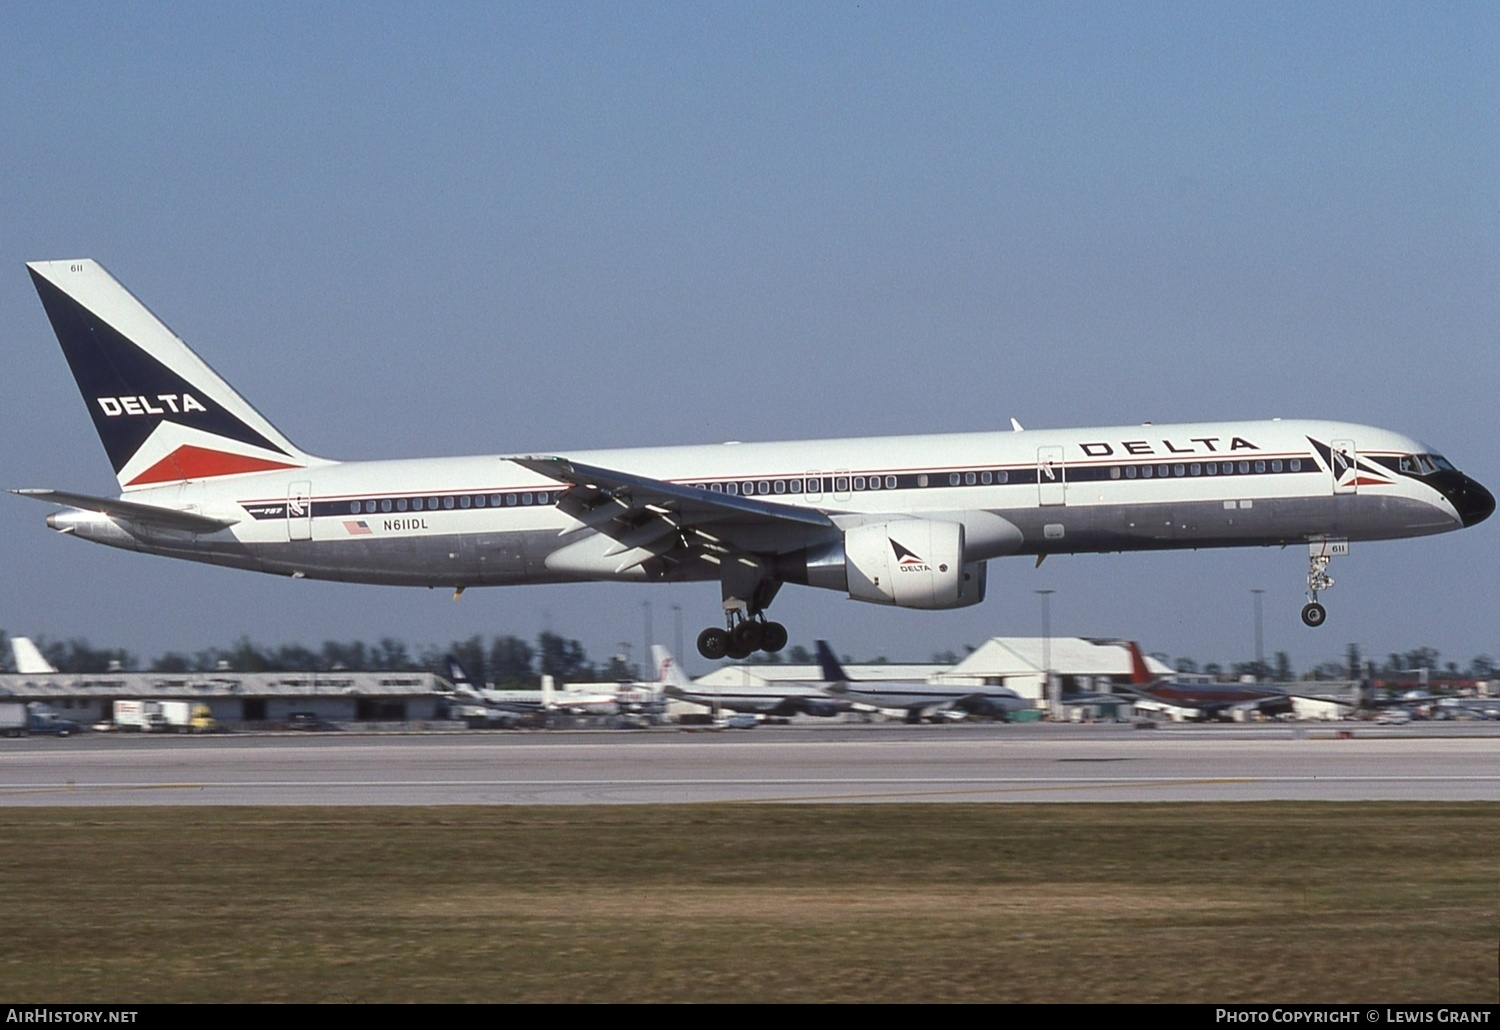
[[0, 668, 450, 728]]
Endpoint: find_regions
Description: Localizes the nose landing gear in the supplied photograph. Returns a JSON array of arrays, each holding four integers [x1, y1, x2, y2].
[[1301, 540, 1345, 628]]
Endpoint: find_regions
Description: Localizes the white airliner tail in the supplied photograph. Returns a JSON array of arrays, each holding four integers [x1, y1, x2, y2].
[[651, 645, 694, 689], [26, 259, 327, 492], [11, 637, 58, 675]]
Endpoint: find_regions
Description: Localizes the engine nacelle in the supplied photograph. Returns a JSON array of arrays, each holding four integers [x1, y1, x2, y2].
[[782, 519, 986, 610]]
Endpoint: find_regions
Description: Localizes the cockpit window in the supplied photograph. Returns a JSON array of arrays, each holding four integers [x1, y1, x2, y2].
[[1432, 454, 1456, 472], [1398, 454, 1444, 476]]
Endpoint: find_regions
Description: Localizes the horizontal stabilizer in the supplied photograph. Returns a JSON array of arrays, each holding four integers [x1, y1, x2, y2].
[[12, 489, 238, 533]]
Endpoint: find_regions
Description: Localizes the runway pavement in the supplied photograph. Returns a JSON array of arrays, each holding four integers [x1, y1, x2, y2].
[[3, 722, 1497, 806]]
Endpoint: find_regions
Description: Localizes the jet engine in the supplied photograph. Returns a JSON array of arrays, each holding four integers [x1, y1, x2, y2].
[[779, 519, 986, 609]]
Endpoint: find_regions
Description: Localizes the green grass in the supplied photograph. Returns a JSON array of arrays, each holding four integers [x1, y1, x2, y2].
[[1, 804, 1495, 1002]]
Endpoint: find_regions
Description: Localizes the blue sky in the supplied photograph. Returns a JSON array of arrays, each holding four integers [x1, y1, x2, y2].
[[2, 3, 1496, 674]]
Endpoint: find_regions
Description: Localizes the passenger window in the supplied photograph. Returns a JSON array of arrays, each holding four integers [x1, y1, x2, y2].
[[773, 480, 785, 494], [995, 471, 1008, 484], [1142, 466, 1153, 478], [1126, 466, 1137, 479], [836, 477, 850, 492], [789, 479, 802, 493], [349, 502, 360, 514], [1173, 464, 1185, 477], [1290, 459, 1301, 472], [459, 495, 471, 509], [396, 498, 408, 512], [1110, 467, 1121, 480], [868, 477, 881, 490], [949, 473, 960, 486], [1190, 464, 1201, 476], [853, 476, 866, 490], [965, 472, 976, 486], [365, 500, 377, 513], [886, 476, 897, 489], [918, 474, 929, 487], [726, 483, 738, 496], [1271, 461, 1282, 473], [381, 499, 392, 513]]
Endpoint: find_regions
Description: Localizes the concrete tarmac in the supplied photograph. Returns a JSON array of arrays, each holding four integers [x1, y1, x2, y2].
[[2, 722, 1496, 806]]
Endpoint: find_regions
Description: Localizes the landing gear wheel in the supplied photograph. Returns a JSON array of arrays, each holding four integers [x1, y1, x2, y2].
[[732, 621, 764, 652], [760, 621, 788, 653], [725, 640, 753, 660], [697, 627, 730, 660], [1301, 602, 1327, 628]]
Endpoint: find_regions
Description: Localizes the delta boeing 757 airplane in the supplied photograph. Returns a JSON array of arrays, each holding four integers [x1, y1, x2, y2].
[[16, 260, 1494, 659]]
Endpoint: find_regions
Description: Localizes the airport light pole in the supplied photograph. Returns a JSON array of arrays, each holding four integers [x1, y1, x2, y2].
[[642, 600, 652, 683], [1251, 588, 1265, 682], [671, 604, 684, 674], [1036, 589, 1058, 719]]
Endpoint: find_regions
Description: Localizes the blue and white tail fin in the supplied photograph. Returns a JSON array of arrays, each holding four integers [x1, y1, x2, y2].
[[815, 640, 851, 683], [445, 655, 484, 697], [27, 259, 325, 492]]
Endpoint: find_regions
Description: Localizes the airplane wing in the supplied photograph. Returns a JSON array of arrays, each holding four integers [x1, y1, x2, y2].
[[509, 456, 837, 569], [12, 489, 239, 533], [511, 456, 834, 528]]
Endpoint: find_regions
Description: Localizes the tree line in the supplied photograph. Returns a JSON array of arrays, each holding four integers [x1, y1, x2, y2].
[[0, 629, 1493, 685], [0, 630, 614, 687]]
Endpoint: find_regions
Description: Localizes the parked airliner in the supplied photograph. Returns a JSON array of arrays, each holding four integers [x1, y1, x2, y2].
[[16, 260, 1494, 659], [816, 640, 1030, 722], [652, 644, 849, 718]]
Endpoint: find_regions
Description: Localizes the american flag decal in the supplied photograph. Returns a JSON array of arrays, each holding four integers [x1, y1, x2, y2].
[[343, 520, 373, 535]]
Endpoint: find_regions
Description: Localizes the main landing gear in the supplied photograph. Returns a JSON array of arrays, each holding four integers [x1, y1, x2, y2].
[[696, 566, 788, 660], [1300, 540, 1345, 628], [697, 613, 789, 661]]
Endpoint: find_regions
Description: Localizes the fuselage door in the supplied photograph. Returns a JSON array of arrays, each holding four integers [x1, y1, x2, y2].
[[805, 470, 823, 503], [1037, 446, 1066, 506], [1331, 440, 1357, 495], [288, 482, 313, 541]]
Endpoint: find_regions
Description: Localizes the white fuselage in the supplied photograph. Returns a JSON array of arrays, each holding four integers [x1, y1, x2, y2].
[[55, 417, 1471, 591]]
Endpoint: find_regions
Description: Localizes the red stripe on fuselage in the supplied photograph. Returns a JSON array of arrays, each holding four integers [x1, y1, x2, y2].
[[125, 445, 299, 486]]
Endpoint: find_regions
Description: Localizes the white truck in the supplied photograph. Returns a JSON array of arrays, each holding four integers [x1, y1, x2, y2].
[[0, 701, 28, 737], [154, 700, 218, 733], [112, 699, 160, 731], [112, 699, 218, 733]]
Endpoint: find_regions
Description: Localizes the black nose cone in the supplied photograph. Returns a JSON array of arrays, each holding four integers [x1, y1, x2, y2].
[[1448, 474, 1495, 528]]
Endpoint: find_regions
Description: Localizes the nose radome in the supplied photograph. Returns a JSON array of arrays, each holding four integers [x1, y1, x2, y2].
[[1452, 475, 1494, 528]]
